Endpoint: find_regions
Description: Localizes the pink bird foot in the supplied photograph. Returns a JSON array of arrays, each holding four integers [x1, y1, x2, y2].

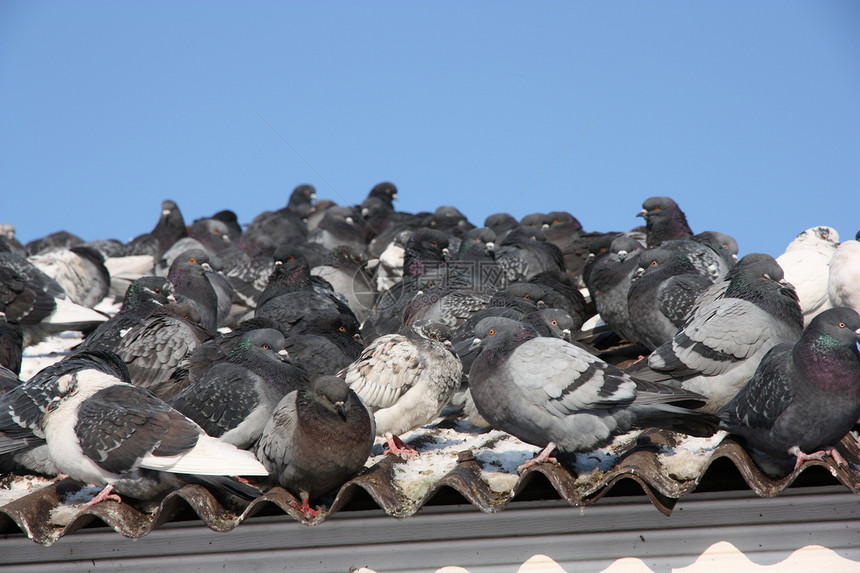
[[83, 484, 122, 507], [383, 434, 417, 457], [517, 443, 558, 473]]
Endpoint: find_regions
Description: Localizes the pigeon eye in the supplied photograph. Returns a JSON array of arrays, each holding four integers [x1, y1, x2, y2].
[[154, 288, 161, 294], [262, 344, 270, 350], [189, 258, 196, 263], [553, 219, 560, 225], [338, 326, 347, 332], [488, 329, 495, 336], [523, 295, 531, 300], [431, 241, 438, 247], [551, 320, 558, 326], [653, 206, 660, 212], [839, 322, 846, 328], [650, 260, 658, 266], [288, 256, 294, 262], [600, 247, 607, 253]]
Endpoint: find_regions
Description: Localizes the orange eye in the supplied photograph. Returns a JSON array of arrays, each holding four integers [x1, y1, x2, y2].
[[189, 258, 196, 263], [154, 288, 161, 294], [339, 326, 347, 332], [599, 247, 607, 253], [488, 329, 495, 336], [431, 241, 437, 247], [523, 295, 531, 300], [288, 256, 294, 262], [653, 206, 660, 212], [553, 219, 560, 224]]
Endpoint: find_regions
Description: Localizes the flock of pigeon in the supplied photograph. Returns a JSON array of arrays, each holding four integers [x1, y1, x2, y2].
[[1, 183, 859, 517]]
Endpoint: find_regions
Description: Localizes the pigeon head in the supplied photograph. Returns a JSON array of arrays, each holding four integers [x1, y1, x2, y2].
[[484, 213, 518, 239], [469, 317, 539, 362], [693, 231, 739, 263], [609, 236, 644, 262], [795, 307, 860, 393], [287, 184, 316, 217], [411, 320, 453, 345], [304, 375, 355, 421], [367, 181, 398, 208], [268, 245, 312, 289], [724, 260, 803, 329], [458, 227, 496, 259], [534, 308, 575, 340], [493, 283, 547, 311], [229, 328, 290, 364], [785, 226, 840, 252], [122, 276, 175, 310], [404, 229, 449, 276], [634, 247, 698, 280], [637, 196, 693, 247], [543, 211, 583, 235]]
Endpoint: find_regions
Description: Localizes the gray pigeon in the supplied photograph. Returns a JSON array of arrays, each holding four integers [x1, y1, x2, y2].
[[627, 247, 713, 350], [255, 376, 374, 516], [718, 307, 860, 474], [467, 317, 716, 471], [167, 252, 220, 333], [29, 245, 111, 308], [342, 321, 462, 456], [169, 328, 308, 448], [586, 235, 645, 343], [640, 259, 805, 413], [116, 303, 212, 396]]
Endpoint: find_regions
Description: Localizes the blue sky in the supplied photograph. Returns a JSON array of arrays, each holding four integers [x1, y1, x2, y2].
[[2, 2, 858, 257]]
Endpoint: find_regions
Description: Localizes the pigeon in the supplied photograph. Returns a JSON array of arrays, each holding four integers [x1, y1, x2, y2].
[[466, 317, 716, 470], [167, 252, 220, 333], [238, 210, 307, 260], [42, 363, 269, 502], [211, 209, 244, 242], [169, 328, 307, 449], [255, 245, 359, 336], [307, 206, 367, 253], [26, 230, 85, 256], [828, 234, 860, 315], [586, 235, 645, 343], [641, 259, 805, 413], [116, 303, 212, 396], [311, 246, 377, 324], [122, 199, 188, 258], [188, 217, 235, 253], [627, 247, 713, 351], [776, 226, 840, 323], [255, 375, 374, 516], [79, 276, 176, 352], [658, 239, 732, 283], [29, 245, 111, 308], [528, 270, 588, 333], [637, 196, 693, 247], [342, 321, 462, 455], [494, 226, 566, 283], [718, 307, 860, 473], [361, 229, 452, 340], [692, 231, 739, 268], [366, 181, 398, 209], [0, 252, 108, 345], [282, 314, 364, 381], [685, 253, 776, 321], [0, 350, 137, 475], [285, 184, 317, 219]]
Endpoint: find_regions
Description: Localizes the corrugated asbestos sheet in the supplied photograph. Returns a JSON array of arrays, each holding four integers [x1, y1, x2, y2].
[[1, 487, 859, 572], [1, 426, 859, 550]]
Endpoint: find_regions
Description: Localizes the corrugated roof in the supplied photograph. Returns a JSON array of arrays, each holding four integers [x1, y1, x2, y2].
[[2, 425, 858, 546]]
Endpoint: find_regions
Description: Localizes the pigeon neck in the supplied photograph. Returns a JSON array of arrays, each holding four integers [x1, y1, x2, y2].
[[647, 216, 692, 247], [794, 334, 860, 394]]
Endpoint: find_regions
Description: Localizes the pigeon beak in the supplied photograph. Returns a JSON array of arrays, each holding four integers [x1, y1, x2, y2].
[[617, 249, 628, 261], [361, 208, 370, 217], [222, 233, 230, 242], [335, 401, 347, 421], [201, 262, 213, 272], [274, 260, 283, 266], [485, 242, 495, 252], [167, 294, 177, 302], [468, 337, 482, 352], [162, 209, 171, 216], [346, 216, 354, 224], [392, 193, 399, 201], [562, 328, 571, 341], [442, 248, 451, 259], [633, 267, 644, 279], [732, 254, 738, 262], [353, 333, 364, 343], [278, 349, 291, 362], [636, 208, 647, 218], [541, 223, 550, 231], [443, 339, 454, 351], [536, 300, 546, 309], [310, 193, 317, 201]]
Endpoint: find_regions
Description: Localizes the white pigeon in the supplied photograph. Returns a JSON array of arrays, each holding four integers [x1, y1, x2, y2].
[[828, 234, 860, 314], [776, 226, 839, 324], [42, 367, 269, 503]]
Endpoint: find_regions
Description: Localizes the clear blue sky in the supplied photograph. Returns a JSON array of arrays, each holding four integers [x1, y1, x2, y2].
[[2, 2, 858, 257]]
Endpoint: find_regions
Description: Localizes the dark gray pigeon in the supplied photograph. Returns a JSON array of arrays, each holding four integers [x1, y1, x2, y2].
[[685, 252, 776, 321], [307, 206, 367, 252], [167, 253, 220, 333], [342, 321, 462, 456], [282, 314, 364, 381], [637, 196, 693, 247], [169, 328, 307, 449], [311, 246, 377, 324], [255, 375, 374, 516], [41, 364, 268, 502], [718, 307, 860, 474], [255, 245, 359, 336], [122, 200, 188, 258], [0, 312, 23, 376], [627, 247, 713, 350], [285, 184, 317, 219], [467, 317, 716, 471], [494, 226, 566, 283], [640, 259, 805, 413]]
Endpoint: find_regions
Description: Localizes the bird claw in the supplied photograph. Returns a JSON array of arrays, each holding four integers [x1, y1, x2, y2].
[[383, 435, 417, 457], [517, 443, 558, 473], [84, 485, 122, 507], [790, 446, 846, 471], [290, 497, 322, 518]]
